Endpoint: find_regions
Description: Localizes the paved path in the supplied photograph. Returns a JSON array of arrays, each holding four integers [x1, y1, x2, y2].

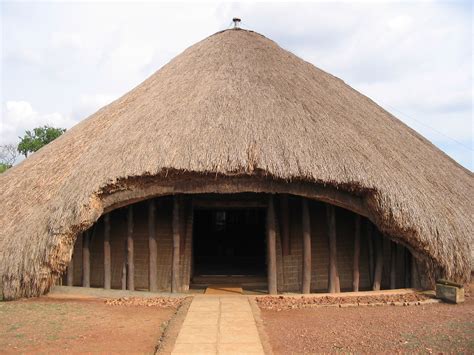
[[172, 296, 265, 354]]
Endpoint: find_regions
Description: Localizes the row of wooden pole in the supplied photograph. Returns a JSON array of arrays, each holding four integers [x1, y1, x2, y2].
[[68, 194, 415, 294], [266, 196, 341, 295], [271, 195, 414, 294], [67, 197, 183, 293]]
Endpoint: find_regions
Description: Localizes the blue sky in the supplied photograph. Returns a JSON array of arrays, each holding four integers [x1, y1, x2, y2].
[[1, 0, 472, 170]]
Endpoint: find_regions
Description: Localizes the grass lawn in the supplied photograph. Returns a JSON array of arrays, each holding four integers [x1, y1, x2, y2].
[[0, 297, 176, 353]]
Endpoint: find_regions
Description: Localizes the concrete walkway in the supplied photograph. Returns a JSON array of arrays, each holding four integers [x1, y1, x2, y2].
[[172, 296, 264, 354]]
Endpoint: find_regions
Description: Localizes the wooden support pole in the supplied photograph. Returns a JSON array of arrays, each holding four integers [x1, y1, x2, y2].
[[302, 198, 311, 294], [267, 195, 278, 295], [127, 206, 134, 291], [172, 196, 181, 293], [82, 231, 90, 288], [67, 254, 74, 287], [326, 204, 340, 293], [390, 241, 397, 289], [404, 247, 411, 288], [186, 206, 195, 291], [148, 200, 158, 292], [367, 222, 374, 287], [104, 214, 111, 290], [180, 200, 187, 258], [121, 231, 127, 290], [280, 194, 290, 256], [411, 254, 420, 289], [352, 215, 361, 292], [372, 231, 384, 291]]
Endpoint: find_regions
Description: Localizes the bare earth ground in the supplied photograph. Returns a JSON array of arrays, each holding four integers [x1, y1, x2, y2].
[[259, 284, 474, 354], [0, 297, 180, 354]]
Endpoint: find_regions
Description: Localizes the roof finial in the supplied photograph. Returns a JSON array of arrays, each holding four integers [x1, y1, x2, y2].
[[232, 18, 241, 29]]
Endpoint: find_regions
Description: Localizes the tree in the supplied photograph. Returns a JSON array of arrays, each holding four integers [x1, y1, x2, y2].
[[0, 163, 9, 173], [18, 126, 66, 158], [0, 144, 20, 173]]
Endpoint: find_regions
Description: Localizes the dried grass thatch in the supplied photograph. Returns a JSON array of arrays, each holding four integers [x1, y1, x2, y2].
[[0, 29, 472, 299]]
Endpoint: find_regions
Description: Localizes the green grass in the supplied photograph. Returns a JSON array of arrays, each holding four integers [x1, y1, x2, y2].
[[8, 324, 22, 332], [400, 320, 474, 353], [0, 301, 85, 350], [0, 298, 176, 353]]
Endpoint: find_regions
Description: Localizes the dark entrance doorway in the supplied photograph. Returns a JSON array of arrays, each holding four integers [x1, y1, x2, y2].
[[193, 208, 266, 277]]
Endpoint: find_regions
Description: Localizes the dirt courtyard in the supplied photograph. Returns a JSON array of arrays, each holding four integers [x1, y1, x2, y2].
[[1, 287, 472, 354], [259, 285, 474, 353], [0, 296, 178, 353]]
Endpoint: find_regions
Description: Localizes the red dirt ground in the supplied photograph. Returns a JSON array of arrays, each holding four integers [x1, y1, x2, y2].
[[260, 286, 474, 353], [0, 297, 177, 354], [257, 292, 430, 310]]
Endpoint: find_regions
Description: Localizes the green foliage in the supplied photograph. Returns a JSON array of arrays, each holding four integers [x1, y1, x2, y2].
[[0, 144, 19, 171], [17, 126, 66, 157], [0, 163, 11, 173]]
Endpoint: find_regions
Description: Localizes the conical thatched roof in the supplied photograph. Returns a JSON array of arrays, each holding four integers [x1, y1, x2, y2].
[[0, 29, 472, 299]]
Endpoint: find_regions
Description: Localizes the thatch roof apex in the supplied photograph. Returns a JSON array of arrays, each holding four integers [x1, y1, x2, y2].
[[0, 28, 472, 299]]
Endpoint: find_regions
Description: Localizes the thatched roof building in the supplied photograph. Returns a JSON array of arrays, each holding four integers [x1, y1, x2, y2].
[[0, 28, 472, 300]]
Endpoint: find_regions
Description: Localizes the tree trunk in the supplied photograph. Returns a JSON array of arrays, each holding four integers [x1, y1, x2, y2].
[[326, 204, 340, 293], [404, 247, 411, 288], [82, 231, 90, 288], [390, 241, 397, 289], [67, 255, 74, 287], [121, 224, 127, 290], [267, 195, 277, 295], [411, 254, 420, 289], [104, 213, 111, 290], [172, 196, 181, 293], [302, 198, 311, 294], [373, 231, 384, 291], [127, 206, 134, 291], [352, 215, 361, 292], [367, 222, 374, 287], [280, 194, 290, 256], [148, 200, 158, 292]]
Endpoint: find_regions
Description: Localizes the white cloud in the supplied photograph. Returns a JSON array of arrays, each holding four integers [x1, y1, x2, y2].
[[71, 94, 117, 120], [50, 32, 85, 50], [387, 15, 414, 32], [1, 101, 78, 145], [1, 1, 472, 169]]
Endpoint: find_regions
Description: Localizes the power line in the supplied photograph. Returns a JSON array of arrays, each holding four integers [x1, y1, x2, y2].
[[380, 101, 473, 152]]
